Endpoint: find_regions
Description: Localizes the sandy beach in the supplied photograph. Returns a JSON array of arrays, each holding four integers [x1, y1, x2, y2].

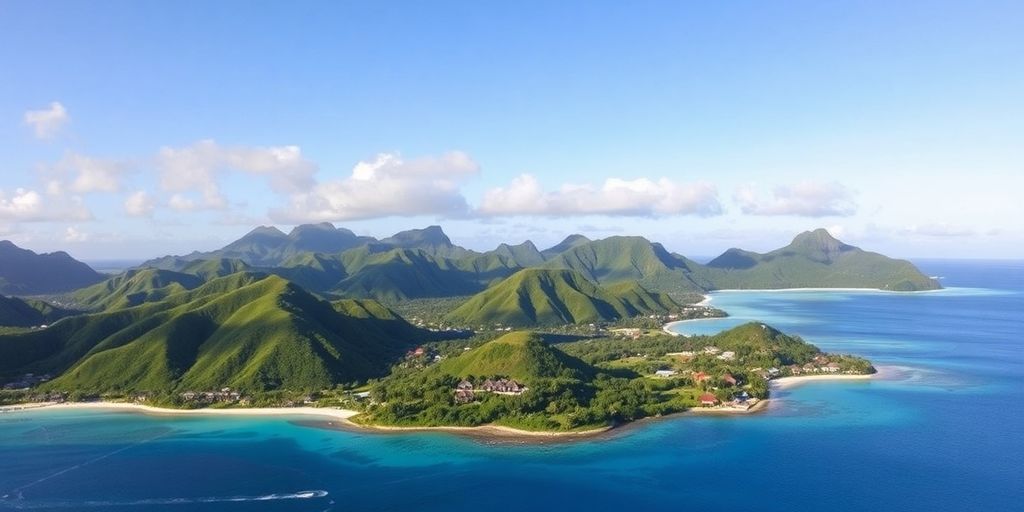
[[337, 418, 612, 439], [769, 373, 874, 389], [1, 401, 361, 421], [687, 398, 770, 415]]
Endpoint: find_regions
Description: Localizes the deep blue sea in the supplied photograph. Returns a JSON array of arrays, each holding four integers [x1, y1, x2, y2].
[[2, 260, 1022, 511]]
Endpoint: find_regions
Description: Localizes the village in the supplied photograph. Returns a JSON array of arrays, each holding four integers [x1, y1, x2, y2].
[[453, 377, 528, 403]]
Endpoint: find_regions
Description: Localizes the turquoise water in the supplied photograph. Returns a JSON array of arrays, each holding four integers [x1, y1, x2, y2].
[[2, 260, 1022, 511]]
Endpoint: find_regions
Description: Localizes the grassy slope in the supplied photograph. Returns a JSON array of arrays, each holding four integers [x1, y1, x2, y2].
[[541, 236, 713, 294], [430, 331, 593, 383], [444, 268, 681, 327], [703, 229, 940, 291], [0, 296, 76, 327], [72, 268, 205, 311], [0, 273, 424, 391]]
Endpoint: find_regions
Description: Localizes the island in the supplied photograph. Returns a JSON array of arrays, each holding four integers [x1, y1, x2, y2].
[[0, 226, 904, 437]]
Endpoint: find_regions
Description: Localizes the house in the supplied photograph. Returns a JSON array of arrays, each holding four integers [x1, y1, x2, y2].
[[654, 369, 678, 378], [693, 372, 710, 382], [721, 373, 738, 387], [456, 380, 474, 391], [699, 393, 718, 406], [717, 351, 736, 361], [767, 367, 780, 377], [480, 378, 527, 394], [703, 346, 722, 355], [823, 362, 841, 373], [454, 389, 475, 403], [789, 365, 803, 375]]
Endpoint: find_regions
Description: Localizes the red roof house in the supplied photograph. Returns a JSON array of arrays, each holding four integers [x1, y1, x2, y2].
[[699, 393, 718, 406]]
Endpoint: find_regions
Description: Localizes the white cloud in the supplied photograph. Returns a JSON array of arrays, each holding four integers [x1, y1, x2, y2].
[[0, 188, 91, 223], [157, 139, 316, 210], [272, 151, 479, 222], [124, 190, 156, 217], [63, 226, 89, 242], [168, 194, 198, 212], [899, 223, 983, 238], [24, 101, 69, 139], [478, 174, 722, 217], [734, 181, 857, 217], [62, 154, 128, 193]]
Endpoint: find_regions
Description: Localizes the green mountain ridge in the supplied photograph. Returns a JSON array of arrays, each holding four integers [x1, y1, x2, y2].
[[0, 241, 104, 295], [445, 268, 681, 327], [0, 273, 425, 391], [0, 296, 77, 327], [429, 331, 593, 383]]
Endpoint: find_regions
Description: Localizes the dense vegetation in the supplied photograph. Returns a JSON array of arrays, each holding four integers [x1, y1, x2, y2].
[[0, 273, 429, 392], [0, 296, 77, 327], [444, 268, 682, 327], [358, 325, 874, 431]]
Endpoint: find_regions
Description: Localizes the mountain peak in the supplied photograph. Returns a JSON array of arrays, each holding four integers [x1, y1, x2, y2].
[[245, 225, 287, 238], [784, 229, 855, 263]]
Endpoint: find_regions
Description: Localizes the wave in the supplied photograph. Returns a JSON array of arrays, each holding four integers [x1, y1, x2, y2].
[[0, 490, 328, 508]]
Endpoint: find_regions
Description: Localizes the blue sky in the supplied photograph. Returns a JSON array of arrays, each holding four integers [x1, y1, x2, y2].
[[1, 1, 1021, 260]]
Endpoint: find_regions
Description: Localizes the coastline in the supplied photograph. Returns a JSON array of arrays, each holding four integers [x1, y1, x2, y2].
[[769, 373, 874, 389], [1, 401, 361, 421], [336, 419, 612, 439]]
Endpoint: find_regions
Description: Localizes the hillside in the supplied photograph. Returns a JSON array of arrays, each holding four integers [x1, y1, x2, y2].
[[0, 296, 76, 327], [704, 229, 940, 291], [431, 331, 593, 382], [71, 268, 204, 311], [0, 273, 427, 391], [541, 236, 713, 294], [444, 268, 681, 327], [0, 241, 104, 295]]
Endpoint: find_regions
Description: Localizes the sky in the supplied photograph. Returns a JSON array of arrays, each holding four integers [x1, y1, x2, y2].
[[1, 1, 1021, 261]]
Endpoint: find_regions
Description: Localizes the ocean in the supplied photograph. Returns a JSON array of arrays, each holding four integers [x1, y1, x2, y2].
[[2, 259, 1021, 511]]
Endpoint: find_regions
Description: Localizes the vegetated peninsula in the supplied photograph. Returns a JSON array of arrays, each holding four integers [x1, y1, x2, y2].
[[357, 325, 874, 432], [0, 226, 903, 435]]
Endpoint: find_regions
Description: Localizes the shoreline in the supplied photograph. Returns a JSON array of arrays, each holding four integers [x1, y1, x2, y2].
[[712, 287, 944, 294], [0, 401, 361, 421], [769, 373, 874, 389], [336, 418, 612, 440]]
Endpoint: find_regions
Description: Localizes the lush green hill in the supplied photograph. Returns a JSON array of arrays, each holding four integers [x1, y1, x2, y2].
[[430, 331, 592, 382], [333, 247, 487, 301], [72, 268, 204, 311], [0, 273, 426, 392], [541, 236, 712, 294], [444, 268, 681, 327], [490, 241, 546, 267], [380, 225, 477, 259], [540, 234, 591, 259], [0, 296, 77, 327], [0, 241, 104, 295], [703, 229, 940, 291], [179, 258, 252, 281]]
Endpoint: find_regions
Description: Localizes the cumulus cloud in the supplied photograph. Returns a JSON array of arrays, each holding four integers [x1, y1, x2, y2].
[[63, 226, 89, 242], [477, 174, 722, 217], [59, 154, 129, 193], [158, 139, 316, 210], [734, 181, 856, 217], [24, 101, 69, 139], [168, 194, 198, 212], [124, 190, 156, 217], [0, 188, 91, 222], [271, 151, 479, 223]]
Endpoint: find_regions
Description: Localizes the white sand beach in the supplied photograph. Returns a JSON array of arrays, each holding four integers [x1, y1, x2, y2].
[[769, 373, 874, 389], [3, 401, 360, 420]]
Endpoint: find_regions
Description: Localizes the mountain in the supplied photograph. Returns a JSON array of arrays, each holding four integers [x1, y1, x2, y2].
[[380, 225, 476, 259], [540, 234, 591, 259], [430, 331, 593, 382], [704, 229, 941, 291], [0, 296, 76, 327], [0, 241, 104, 295], [541, 236, 712, 294], [489, 241, 546, 267], [333, 247, 485, 302], [444, 268, 681, 327], [71, 268, 205, 312], [141, 223, 373, 268], [0, 273, 426, 391]]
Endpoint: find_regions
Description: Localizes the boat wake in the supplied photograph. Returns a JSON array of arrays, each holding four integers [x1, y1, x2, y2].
[[0, 490, 329, 508]]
